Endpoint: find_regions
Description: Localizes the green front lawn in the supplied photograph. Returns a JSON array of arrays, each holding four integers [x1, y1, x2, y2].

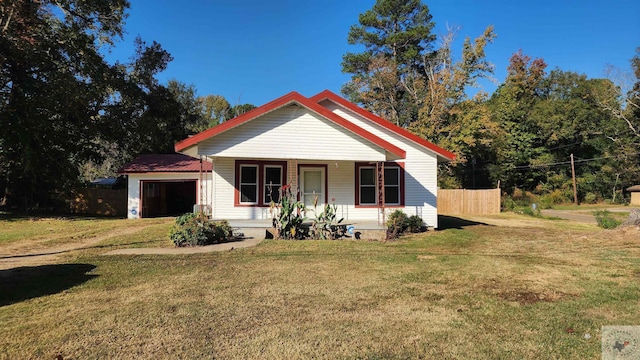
[[1, 214, 638, 359]]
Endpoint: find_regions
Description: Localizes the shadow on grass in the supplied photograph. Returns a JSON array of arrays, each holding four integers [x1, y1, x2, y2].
[[437, 215, 492, 230], [0, 263, 97, 306], [0, 211, 126, 222]]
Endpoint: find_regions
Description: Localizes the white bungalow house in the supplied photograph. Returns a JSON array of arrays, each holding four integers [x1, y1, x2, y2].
[[173, 90, 455, 229]]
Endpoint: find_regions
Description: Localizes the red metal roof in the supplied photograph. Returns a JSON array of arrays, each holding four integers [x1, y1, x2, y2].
[[118, 154, 213, 173], [174, 91, 406, 159], [310, 90, 456, 161]]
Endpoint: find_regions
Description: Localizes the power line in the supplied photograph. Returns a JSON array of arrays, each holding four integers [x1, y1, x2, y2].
[[513, 151, 640, 170]]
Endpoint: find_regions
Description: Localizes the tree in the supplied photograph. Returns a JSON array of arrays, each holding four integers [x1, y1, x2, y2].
[[488, 51, 548, 192], [226, 103, 257, 121], [341, 0, 436, 126], [0, 0, 129, 208], [407, 25, 497, 188], [198, 94, 231, 129]]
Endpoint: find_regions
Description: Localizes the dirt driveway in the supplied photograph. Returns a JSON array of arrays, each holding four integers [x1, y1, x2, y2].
[[541, 207, 630, 224], [540, 209, 597, 223]]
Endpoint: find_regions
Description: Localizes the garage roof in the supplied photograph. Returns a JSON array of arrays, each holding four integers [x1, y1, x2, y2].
[[118, 154, 213, 173]]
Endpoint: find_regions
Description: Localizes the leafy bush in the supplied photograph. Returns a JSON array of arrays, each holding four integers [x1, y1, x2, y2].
[[386, 209, 409, 240], [502, 196, 517, 212], [407, 215, 426, 233], [520, 205, 541, 217], [593, 210, 621, 229], [169, 213, 233, 247], [584, 192, 597, 204], [539, 189, 572, 208]]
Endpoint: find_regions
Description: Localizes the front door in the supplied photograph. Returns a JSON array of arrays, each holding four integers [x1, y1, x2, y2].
[[300, 167, 325, 211]]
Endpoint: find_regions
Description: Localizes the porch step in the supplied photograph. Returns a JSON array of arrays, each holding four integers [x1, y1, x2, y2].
[[225, 220, 387, 241]]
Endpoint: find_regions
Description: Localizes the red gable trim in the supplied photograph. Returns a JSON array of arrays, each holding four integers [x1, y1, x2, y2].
[[310, 90, 456, 161], [174, 91, 406, 159]]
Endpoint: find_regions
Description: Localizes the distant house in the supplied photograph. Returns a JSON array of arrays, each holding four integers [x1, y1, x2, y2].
[[119, 154, 212, 218], [627, 185, 640, 206], [169, 90, 455, 228]]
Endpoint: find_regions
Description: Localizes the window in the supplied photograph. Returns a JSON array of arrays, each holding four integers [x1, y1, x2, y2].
[[264, 165, 283, 203], [384, 167, 400, 205], [235, 160, 287, 206], [239, 165, 258, 204], [359, 166, 376, 205], [355, 162, 404, 206]]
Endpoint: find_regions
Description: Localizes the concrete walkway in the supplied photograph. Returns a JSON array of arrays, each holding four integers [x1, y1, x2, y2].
[[102, 237, 263, 256]]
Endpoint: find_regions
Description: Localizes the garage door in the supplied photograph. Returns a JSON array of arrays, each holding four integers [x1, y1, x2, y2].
[[141, 180, 197, 218]]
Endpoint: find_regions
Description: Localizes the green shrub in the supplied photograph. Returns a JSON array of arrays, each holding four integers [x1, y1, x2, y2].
[[407, 215, 426, 233], [502, 196, 517, 212], [520, 205, 541, 217], [593, 210, 621, 229], [386, 210, 409, 240], [169, 213, 233, 247], [584, 192, 597, 204]]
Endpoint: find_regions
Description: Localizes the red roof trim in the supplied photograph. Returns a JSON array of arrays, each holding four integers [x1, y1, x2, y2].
[[174, 91, 406, 159], [175, 92, 301, 152], [310, 90, 456, 161]]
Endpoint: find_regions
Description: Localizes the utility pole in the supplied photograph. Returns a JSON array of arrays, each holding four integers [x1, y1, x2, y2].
[[570, 154, 578, 205]]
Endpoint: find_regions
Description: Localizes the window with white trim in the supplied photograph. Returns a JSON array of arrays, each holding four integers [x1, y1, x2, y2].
[[355, 163, 404, 206], [359, 166, 377, 205], [264, 165, 283, 204], [239, 165, 258, 204], [384, 167, 400, 205]]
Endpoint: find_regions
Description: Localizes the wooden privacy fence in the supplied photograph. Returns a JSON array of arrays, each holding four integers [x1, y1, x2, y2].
[[69, 188, 127, 217], [438, 189, 501, 215]]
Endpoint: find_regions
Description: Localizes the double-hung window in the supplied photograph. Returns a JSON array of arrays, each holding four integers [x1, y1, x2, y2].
[[358, 166, 377, 205], [355, 163, 404, 206], [236, 161, 286, 206], [239, 165, 259, 204], [384, 167, 400, 205], [264, 165, 283, 203]]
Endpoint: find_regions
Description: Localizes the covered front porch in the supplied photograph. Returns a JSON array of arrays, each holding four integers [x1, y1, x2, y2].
[[223, 218, 387, 241], [201, 157, 408, 225]]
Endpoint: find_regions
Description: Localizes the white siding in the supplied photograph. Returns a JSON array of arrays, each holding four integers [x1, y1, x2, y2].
[[209, 158, 437, 227], [198, 105, 387, 162], [199, 101, 442, 228], [319, 100, 439, 228], [210, 158, 272, 220], [126, 173, 212, 219]]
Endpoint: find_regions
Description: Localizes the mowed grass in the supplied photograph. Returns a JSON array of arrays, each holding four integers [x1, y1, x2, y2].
[[1, 214, 639, 359]]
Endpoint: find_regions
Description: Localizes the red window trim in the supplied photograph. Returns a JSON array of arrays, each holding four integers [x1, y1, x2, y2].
[[297, 164, 329, 204], [234, 160, 287, 207], [354, 162, 405, 208]]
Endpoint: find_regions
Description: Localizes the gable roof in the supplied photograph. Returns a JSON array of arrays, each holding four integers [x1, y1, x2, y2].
[[310, 90, 455, 161], [174, 91, 406, 159], [118, 154, 213, 174]]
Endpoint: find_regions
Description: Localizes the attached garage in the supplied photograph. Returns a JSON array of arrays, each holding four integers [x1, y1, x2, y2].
[[119, 154, 213, 219], [141, 180, 197, 217]]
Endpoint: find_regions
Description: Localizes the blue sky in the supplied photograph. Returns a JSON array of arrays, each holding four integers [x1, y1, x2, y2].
[[106, 0, 640, 106]]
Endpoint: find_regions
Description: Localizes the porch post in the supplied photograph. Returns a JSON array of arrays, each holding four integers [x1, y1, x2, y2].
[[377, 161, 385, 226]]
